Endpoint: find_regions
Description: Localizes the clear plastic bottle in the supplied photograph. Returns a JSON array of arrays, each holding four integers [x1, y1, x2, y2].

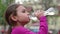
[[29, 7, 55, 20]]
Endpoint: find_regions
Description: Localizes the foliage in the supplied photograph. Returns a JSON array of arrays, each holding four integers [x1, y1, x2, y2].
[[0, 0, 14, 25]]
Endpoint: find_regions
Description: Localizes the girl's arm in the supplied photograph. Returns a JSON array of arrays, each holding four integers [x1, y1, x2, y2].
[[38, 16, 48, 34], [11, 16, 48, 34]]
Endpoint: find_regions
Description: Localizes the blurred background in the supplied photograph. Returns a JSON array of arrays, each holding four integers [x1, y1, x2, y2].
[[0, 0, 60, 34]]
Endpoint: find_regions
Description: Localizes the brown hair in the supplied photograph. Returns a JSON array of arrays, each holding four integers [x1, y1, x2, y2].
[[5, 3, 20, 34]]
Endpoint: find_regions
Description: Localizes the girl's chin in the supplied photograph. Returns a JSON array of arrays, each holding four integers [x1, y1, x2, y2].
[[22, 21, 30, 25], [24, 19, 30, 23], [26, 19, 30, 23], [26, 19, 30, 22]]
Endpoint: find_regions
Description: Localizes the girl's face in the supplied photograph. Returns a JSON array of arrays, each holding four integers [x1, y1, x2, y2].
[[16, 6, 30, 25]]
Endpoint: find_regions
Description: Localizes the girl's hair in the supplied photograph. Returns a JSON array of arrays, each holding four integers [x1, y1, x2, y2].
[[5, 3, 20, 34]]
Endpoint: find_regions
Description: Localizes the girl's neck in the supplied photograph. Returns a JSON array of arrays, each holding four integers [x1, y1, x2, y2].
[[13, 22, 24, 27]]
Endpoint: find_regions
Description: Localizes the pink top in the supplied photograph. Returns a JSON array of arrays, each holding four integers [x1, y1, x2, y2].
[[11, 16, 48, 34]]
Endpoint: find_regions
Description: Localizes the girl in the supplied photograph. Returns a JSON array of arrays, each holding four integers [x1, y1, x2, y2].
[[5, 3, 48, 34]]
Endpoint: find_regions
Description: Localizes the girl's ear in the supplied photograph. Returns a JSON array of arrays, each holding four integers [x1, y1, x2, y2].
[[10, 14, 17, 21]]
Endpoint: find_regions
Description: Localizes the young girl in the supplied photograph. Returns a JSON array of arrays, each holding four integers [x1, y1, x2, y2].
[[5, 3, 48, 34]]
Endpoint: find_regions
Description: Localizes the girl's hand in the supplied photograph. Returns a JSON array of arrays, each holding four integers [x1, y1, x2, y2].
[[34, 10, 45, 19]]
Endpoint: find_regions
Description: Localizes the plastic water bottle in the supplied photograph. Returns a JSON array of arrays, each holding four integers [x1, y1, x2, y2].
[[44, 7, 55, 16], [29, 7, 55, 20]]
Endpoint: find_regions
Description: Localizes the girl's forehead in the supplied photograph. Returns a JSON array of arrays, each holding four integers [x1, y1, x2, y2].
[[16, 6, 26, 10]]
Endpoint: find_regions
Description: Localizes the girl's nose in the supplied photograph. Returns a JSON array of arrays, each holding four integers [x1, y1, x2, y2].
[[26, 10, 30, 15], [27, 12, 30, 15]]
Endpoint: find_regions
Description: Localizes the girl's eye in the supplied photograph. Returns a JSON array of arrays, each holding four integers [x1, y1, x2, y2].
[[22, 10, 25, 13]]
